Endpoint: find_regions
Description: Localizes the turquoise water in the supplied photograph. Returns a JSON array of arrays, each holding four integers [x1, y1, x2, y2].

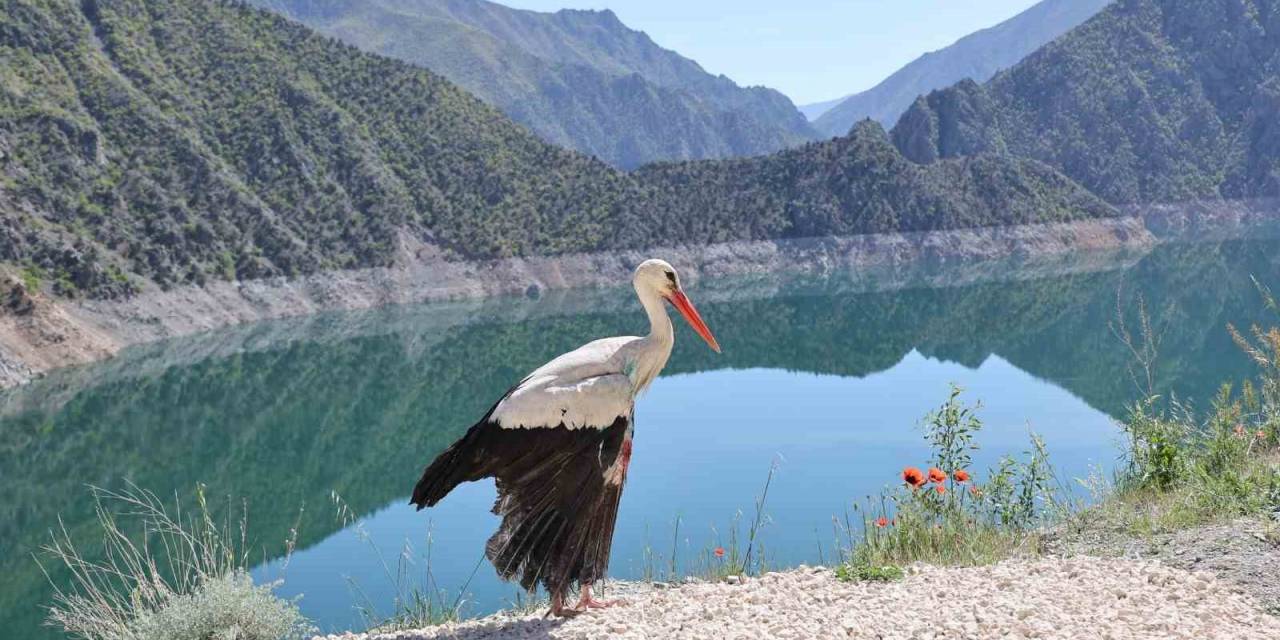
[[3, 238, 1278, 636]]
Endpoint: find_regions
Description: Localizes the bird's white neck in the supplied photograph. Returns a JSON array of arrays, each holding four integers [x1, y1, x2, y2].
[[639, 287, 673, 343], [630, 286, 675, 393]]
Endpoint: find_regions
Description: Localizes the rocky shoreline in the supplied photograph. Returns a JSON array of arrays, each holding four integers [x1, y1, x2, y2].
[[312, 555, 1280, 640], [0, 217, 1155, 391]]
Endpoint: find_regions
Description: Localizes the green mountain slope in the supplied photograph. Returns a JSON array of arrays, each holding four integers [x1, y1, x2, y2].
[[247, 0, 818, 169], [813, 0, 1112, 136], [890, 0, 1280, 204], [0, 0, 1113, 300]]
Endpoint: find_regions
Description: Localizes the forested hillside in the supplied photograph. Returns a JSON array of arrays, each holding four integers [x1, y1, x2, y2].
[[890, 0, 1280, 204], [0, 0, 1112, 300], [248, 0, 818, 169], [814, 0, 1110, 135]]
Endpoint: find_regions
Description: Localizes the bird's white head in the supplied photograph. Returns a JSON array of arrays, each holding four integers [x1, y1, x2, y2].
[[633, 259, 721, 353]]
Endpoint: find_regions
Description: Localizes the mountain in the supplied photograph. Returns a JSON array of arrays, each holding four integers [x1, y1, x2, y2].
[[813, 0, 1112, 136], [890, 0, 1280, 204], [0, 0, 1112, 300], [246, 0, 819, 169], [798, 94, 850, 121]]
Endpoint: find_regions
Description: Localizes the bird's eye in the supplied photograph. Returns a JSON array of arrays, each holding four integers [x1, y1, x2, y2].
[[664, 271, 676, 284]]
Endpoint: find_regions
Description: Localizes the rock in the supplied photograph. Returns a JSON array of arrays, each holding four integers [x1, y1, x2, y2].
[[4, 279, 35, 316]]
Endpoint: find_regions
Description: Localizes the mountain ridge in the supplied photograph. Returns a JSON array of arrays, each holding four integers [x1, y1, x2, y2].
[[889, 0, 1280, 204], [248, 0, 819, 168], [814, 0, 1112, 136]]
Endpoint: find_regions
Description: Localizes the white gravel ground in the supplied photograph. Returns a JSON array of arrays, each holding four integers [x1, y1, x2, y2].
[[318, 556, 1280, 640]]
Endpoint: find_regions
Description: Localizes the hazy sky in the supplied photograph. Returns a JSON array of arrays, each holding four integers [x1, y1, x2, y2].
[[500, 0, 1042, 105]]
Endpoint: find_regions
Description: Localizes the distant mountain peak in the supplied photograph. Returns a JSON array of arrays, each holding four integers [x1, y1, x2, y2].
[[890, 0, 1280, 203], [814, 0, 1112, 135], [251, 0, 817, 168]]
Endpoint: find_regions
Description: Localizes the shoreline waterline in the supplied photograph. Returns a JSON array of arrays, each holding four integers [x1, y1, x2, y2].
[[1, 217, 1155, 391]]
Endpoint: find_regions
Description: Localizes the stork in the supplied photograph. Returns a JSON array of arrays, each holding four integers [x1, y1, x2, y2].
[[410, 259, 720, 617]]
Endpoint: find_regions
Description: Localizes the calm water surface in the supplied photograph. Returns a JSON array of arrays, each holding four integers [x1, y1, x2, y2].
[[3, 238, 1278, 636]]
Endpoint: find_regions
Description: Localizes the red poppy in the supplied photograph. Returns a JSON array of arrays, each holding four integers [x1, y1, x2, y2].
[[876, 516, 888, 528], [969, 485, 981, 497], [902, 467, 926, 488], [953, 469, 971, 483], [927, 468, 947, 484], [935, 484, 947, 495], [713, 547, 725, 558]]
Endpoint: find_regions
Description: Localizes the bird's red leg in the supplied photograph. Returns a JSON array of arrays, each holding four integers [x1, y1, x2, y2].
[[575, 583, 623, 610], [547, 589, 580, 618]]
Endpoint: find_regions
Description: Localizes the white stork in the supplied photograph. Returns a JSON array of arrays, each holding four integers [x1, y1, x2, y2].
[[411, 259, 720, 616]]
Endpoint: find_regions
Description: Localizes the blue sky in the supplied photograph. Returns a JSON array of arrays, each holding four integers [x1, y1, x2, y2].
[[500, 0, 1042, 105]]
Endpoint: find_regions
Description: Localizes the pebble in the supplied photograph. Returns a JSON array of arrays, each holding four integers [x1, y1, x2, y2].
[[333, 557, 1280, 640]]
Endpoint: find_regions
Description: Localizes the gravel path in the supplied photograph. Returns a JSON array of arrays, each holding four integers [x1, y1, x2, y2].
[[1045, 517, 1280, 613], [317, 556, 1280, 640]]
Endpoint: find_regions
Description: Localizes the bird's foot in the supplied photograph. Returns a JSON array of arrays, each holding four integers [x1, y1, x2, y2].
[[546, 593, 581, 618], [547, 604, 582, 618], [574, 584, 625, 610], [576, 595, 623, 610]]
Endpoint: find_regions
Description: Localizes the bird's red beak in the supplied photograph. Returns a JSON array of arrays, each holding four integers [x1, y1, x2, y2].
[[669, 289, 721, 353]]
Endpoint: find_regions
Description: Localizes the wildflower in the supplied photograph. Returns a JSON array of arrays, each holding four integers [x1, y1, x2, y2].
[[1234, 424, 1246, 438], [902, 467, 926, 488], [953, 469, 971, 483], [876, 516, 888, 528], [714, 547, 725, 558], [969, 485, 981, 497], [1257, 430, 1267, 439], [935, 484, 946, 495], [927, 467, 947, 484]]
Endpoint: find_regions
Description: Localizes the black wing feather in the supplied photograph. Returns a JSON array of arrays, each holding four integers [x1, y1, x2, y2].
[[411, 415, 632, 594]]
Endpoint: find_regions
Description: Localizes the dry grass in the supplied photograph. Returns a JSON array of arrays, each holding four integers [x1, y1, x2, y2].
[[40, 484, 312, 640]]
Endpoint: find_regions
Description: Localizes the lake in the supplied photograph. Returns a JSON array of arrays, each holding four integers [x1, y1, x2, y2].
[[3, 236, 1278, 637]]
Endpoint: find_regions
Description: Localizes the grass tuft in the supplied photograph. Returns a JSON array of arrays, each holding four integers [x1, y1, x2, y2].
[[40, 483, 312, 640], [331, 491, 474, 631], [1077, 282, 1280, 538], [835, 563, 903, 582]]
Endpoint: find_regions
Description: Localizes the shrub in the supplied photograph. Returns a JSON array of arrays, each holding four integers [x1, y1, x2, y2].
[[42, 484, 313, 640], [1105, 278, 1280, 531], [1118, 397, 1191, 491], [129, 571, 312, 640]]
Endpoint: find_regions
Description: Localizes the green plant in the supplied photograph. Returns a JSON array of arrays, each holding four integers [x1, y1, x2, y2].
[[19, 265, 44, 292], [1230, 278, 1280, 424], [695, 459, 779, 582], [835, 563, 903, 582], [838, 387, 1055, 574], [924, 385, 980, 483], [330, 492, 474, 631], [1097, 278, 1280, 533], [41, 484, 312, 640], [128, 571, 311, 640], [1118, 397, 1191, 491]]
